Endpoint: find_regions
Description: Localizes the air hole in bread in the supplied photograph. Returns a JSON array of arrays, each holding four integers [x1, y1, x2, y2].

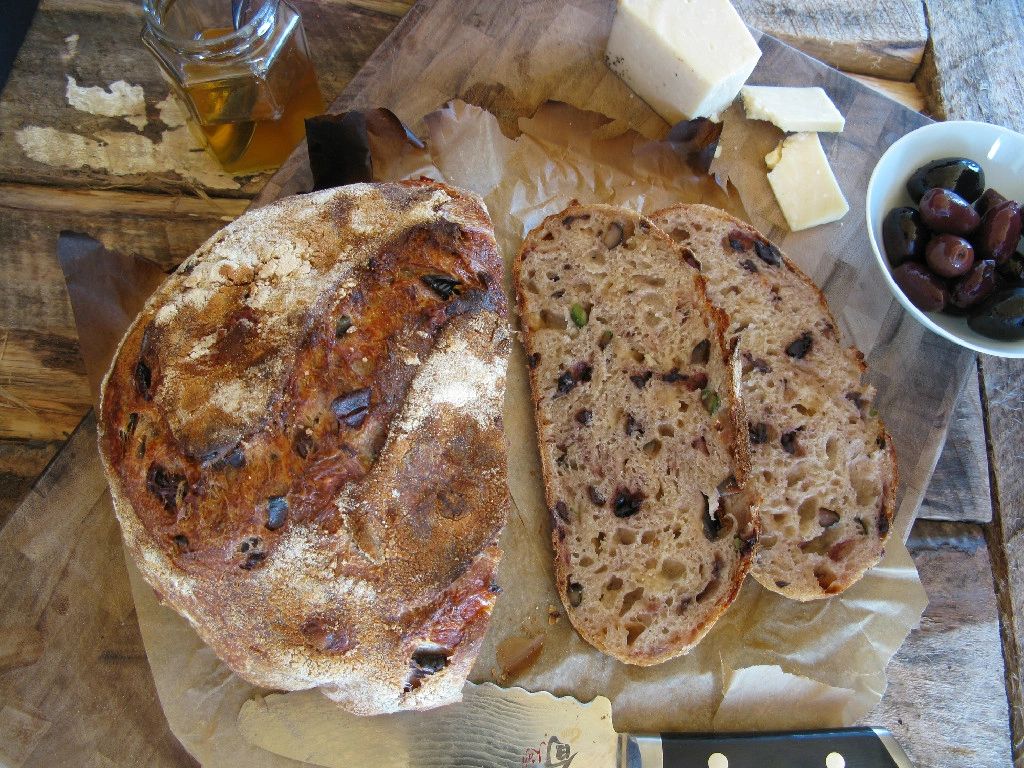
[[639, 275, 667, 287], [579, 555, 594, 568], [797, 497, 819, 530], [615, 528, 637, 546], [537, 309, 567, 330], [826, 437, 840, 464], [619, 587, 645, 616], [642, 439, 662, 458], [606, 575, 624, 592], [661, 558, 686, 580], [658, 424, 675, 437], [625, 621, 647, 645], [814, 565, 838, 592], [640, 530, 656, 545]]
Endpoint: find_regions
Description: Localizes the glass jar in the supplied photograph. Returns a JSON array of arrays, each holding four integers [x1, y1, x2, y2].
[[142, 0, 324, 173]]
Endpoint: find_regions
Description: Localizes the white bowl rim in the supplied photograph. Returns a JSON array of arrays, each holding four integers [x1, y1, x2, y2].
[[865, 120, 1024, 359]]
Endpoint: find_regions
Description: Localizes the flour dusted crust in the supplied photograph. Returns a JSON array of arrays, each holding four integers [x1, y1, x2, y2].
[[97, 180, 510, 714], [515, 204, 758, 665], [651, 204, 897, 600]]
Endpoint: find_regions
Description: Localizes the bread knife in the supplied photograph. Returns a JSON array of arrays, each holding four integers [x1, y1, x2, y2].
[[238, 683, 915, 768]]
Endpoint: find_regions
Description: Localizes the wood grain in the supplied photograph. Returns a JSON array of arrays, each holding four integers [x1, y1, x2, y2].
[[735, 0, 927, 81], [0, 188, 244, 523], [0, 0, 403, 197], [916, 0, 1024, 137], [0, 413, 193, 767], [865, 521, 1012, 768], [845, 72, 927, 114], [919, 381, 992, 524], [916, 1, 1024, 758]]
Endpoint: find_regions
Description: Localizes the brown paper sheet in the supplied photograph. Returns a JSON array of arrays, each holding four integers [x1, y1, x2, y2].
[[60, 100, 928, 766]]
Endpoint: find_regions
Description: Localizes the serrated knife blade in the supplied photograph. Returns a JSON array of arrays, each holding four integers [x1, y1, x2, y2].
[[238, 682, 914, 768]]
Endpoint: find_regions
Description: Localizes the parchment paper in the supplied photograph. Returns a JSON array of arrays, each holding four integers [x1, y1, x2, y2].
[[62, 99, 929, 767]]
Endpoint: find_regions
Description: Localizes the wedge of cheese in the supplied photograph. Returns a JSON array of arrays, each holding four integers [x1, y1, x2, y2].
[[765, 132, 849, 231], [741, 86, 846, 132], [605, 0, 762, 122]]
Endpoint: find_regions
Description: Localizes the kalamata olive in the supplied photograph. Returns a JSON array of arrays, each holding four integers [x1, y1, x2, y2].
[[998, 252, 1024, 287], [968, 288, 1024, 340], [882, 206, 930, 265], [975, 200, 1022, 265], [919, 188, 981, 235], [893, 262, 948, 312], [974, 187, 1008, 216], [906, 157, 985, 203], [925, 234, 974, 278], [950, 259, 998, 309]]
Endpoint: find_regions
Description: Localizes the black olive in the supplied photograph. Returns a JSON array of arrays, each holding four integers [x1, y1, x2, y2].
[[975, 201, 1022, 265], [882, 206, 930, 266], [552, 500, 570, 523], [785, 332, 813, 359], [780, 430, 800, 455], [690, 338, 711, 364], [967, 287, 1024, 340], [893, 262, 949, 312], [754, 239, 782, 266], [629, 371, 653, 389], [331, 388, 371, 427], [266, 496, 288, 530], [555, 370, 576, 396], [146, 464, 186, 511], [906, 157, 985, 203], [951, 260, 997, 309], [624, 413, 643, 436], [918, 188, 980, 236], [421, 274, 461, 299], [335, 315, 352, 337], [748, 422, 769, 444], [925, 234, 974, 278], [134, 359, 153, 399], [575, 409, 593, 426], [612, 488, 644, 518]]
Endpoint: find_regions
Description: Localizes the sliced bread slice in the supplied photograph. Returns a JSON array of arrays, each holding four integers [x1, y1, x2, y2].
[[515, 203, 759, 665], [650, 203, 897, 601]]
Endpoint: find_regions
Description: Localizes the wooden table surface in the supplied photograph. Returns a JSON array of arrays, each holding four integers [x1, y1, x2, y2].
[[0, 1, 1022, 766]]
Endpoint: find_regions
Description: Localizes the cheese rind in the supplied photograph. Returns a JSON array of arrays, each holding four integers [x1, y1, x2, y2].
[[765, 132, 849, 231], [741, 86, 846, 132], [605, 0, 762, 122]]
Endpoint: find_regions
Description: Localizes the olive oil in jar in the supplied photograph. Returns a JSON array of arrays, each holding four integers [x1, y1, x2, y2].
[[143, 0, 324, 174]]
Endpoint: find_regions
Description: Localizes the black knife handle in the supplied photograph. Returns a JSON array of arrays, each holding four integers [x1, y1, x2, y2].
[[660, 727, 909, 768]]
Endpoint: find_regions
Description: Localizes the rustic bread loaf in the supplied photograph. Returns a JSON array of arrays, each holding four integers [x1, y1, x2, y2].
[[97, 180, 510, 714], [515, 203, 758, 665], [650, 204, 897, 600]]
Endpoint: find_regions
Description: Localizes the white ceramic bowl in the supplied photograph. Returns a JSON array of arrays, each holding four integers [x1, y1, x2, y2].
[[866, 120, 1024, 358]]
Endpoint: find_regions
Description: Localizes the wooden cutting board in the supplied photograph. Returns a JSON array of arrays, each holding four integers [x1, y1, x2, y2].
[[0, 1, 1004, 766]]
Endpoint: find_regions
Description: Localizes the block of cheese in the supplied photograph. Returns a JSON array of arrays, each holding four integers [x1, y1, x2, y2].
[[605, 0, 762, 122], [741, 86, 846, 132], [765, 132, 849, 231]]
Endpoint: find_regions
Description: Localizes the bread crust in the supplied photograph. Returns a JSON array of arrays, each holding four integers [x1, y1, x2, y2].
[[515, 203, 759, 664], [651, 203, 897, 601], [97, 180, 510, 714]]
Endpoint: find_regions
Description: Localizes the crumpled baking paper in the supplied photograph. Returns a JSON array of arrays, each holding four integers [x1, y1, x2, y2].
[[63, 98, 932, 767]]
